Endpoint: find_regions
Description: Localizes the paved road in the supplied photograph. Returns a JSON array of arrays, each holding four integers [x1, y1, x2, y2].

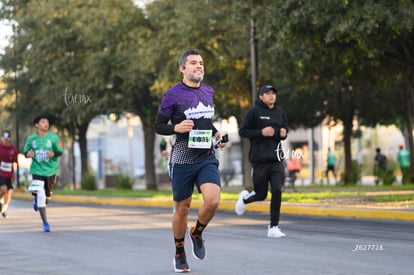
[[1, 199, 412, 275], [11, 192, 414, 222]]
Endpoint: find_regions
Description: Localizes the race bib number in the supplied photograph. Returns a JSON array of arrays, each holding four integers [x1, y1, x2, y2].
[[0, 161, 12, 172], [28, 180, 45, 192], [188, 130, 212, 149]]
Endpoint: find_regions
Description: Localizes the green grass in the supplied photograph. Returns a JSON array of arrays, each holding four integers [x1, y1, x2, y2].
[[290, 184, 414, 192], [220, 191, 363, 203], [53, 184, 414, 204], [282, 192, 363, 203], [54, 189, 173, 198], [368, 194, 414, 202]]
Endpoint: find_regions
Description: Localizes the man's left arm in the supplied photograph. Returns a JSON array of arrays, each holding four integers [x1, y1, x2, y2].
[[279, 110, 289, 140], [212, 125, 227, 149], [10, 145, 19, 162], [213, 125, 224, 140], [53, 135, 64, 157]]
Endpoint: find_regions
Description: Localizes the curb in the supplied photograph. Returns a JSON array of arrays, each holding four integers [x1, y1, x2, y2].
[[13, 192, 414, 222]]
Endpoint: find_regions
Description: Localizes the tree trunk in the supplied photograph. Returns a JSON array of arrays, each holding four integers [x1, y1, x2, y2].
[[71, 137, 76, 189], [143, 123, 157, 190], [404, 79, 414, 182], [405, 116, 414, 182], [343, 113, 354, 185], [239, 104, 253, 191], [78, 123, 89, 178], [241, 138, 253, 191]]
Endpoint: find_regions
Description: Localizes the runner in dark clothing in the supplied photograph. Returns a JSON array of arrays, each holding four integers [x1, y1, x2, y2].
[[237, 84, 289, 238], [0, 130, 19, 218]]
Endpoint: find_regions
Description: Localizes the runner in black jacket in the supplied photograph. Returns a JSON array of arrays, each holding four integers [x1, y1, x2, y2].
[[236, 84, 289, 238]]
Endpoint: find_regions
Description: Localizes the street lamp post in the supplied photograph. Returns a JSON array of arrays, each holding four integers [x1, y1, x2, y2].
[[250, 17, 258, 101]]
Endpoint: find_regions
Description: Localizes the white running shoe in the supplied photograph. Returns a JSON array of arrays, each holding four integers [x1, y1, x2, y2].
[[235, 190, 249, 216], [267, 225, 286, 238]]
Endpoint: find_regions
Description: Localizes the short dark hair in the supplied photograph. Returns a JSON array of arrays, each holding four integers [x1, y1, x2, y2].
[[33, 114, 49, 124], [178, 49, 201, 69]]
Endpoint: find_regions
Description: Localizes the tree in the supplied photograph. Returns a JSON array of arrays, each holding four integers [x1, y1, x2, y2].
[[144, 0, 255, 187], [327, 0, 414, 181], [0, 0, 151, 182], [3, 0, 412, 188], [251, 0, 414, 184]]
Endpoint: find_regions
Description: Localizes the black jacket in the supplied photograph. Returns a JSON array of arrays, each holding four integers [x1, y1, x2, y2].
[[239, 100, 288, 163]]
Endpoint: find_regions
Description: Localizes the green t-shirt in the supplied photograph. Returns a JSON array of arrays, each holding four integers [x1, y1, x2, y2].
[[327, 151, 336, 166], [23, 132, 63, 177], [397, 149, 410, 168]]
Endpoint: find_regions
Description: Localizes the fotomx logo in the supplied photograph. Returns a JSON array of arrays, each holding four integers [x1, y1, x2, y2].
[[275, 143, 304, 162]]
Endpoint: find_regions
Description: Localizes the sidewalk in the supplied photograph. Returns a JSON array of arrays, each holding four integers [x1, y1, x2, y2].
[[13, 191, 414, 222]]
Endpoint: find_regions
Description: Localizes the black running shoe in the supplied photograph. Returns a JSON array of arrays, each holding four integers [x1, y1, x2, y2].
[[173, 254, 190, 273], [188, 226, 206, 260], [2, 211, 7, 219]]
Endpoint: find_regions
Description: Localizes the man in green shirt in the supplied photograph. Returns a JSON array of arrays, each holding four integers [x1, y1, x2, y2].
[[397, 145, 410, 184], [325, 148, 337, 184], [24, 114, 63, 232]]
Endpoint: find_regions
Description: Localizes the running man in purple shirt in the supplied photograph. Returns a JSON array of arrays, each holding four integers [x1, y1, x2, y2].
[[155, 49, 226, 273]]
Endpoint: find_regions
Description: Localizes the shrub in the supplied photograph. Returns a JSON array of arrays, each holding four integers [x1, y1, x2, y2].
[[352, 160, 362, 184], [340, 160, 362, 186], [374, 160, 397, 186], [382, 170, 396, 186], [81, 171, 97, 190], [114, 174, 133, 190]]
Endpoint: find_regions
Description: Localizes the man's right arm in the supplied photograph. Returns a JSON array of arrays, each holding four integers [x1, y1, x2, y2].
[[22, 137, 31, 157], [155, 114, 175, 136], [239, 109, 262, 139]]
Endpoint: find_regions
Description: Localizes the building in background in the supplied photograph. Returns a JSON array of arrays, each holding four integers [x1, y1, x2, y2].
[[59, 113, 406, 189]]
